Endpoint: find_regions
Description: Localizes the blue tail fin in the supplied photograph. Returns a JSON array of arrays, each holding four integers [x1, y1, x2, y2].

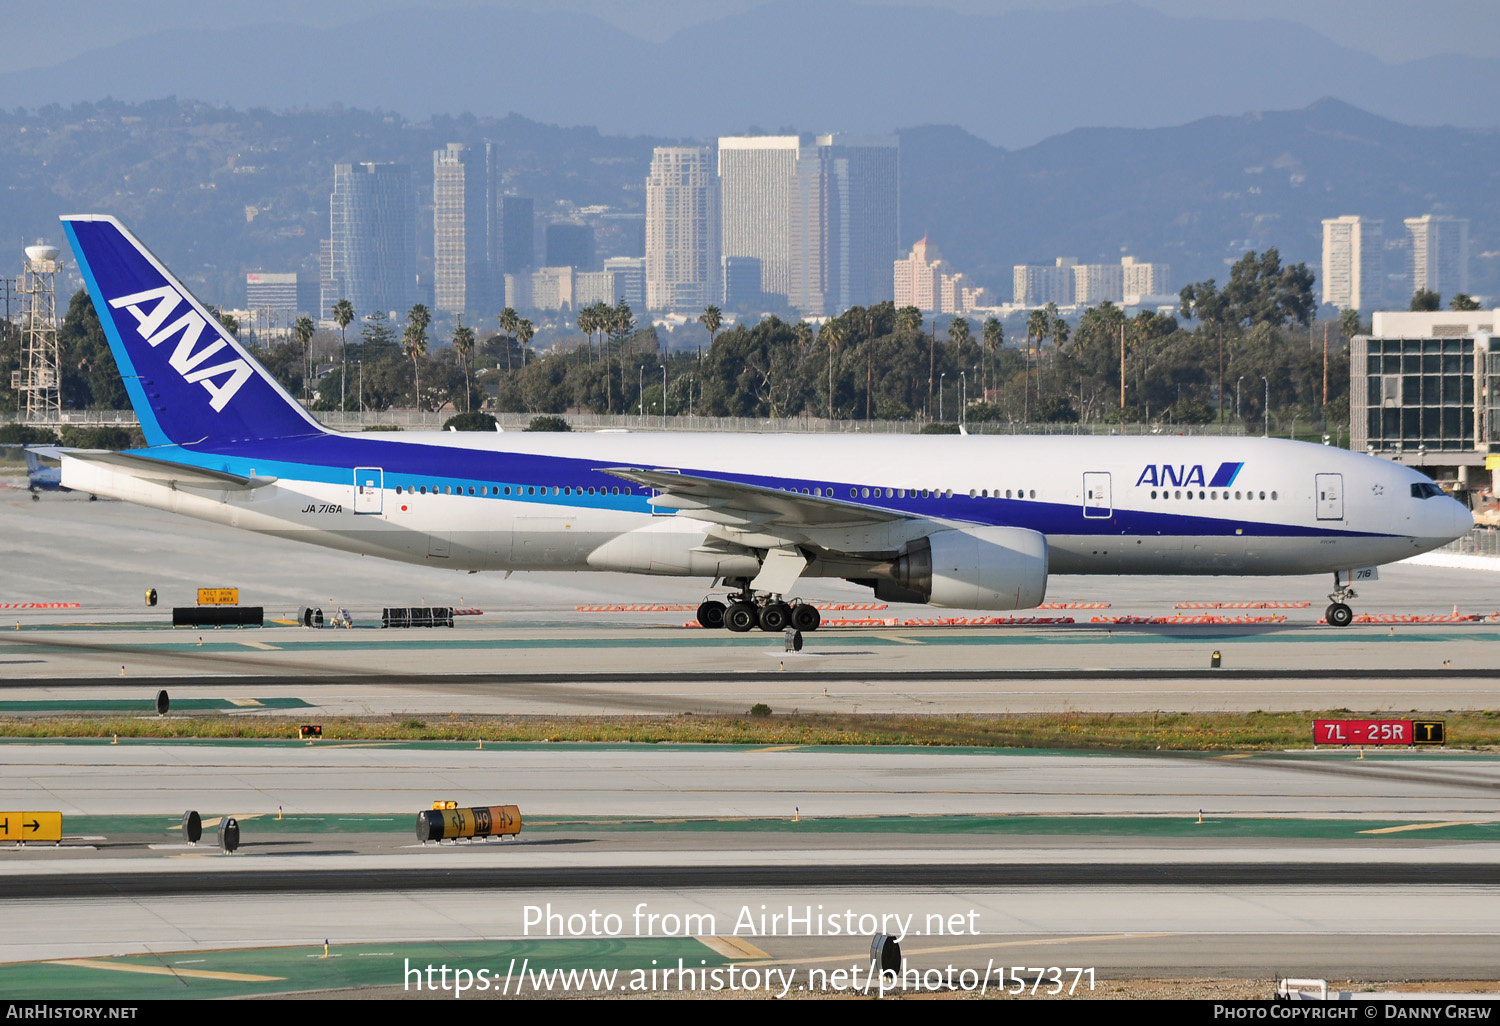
[[60, 215, 324, 447]]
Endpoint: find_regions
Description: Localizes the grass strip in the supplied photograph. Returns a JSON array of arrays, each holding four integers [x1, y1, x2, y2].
[[0, 710, 1497, 751]]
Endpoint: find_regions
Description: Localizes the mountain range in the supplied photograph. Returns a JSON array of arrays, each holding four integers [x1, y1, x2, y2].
[[2, 1, 1497, 150]]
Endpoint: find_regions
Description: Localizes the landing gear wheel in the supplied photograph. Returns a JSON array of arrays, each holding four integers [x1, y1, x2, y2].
[[696, 599, 727, 629], [759, 602, 792, 632], [725, 601, 758, 633], [790, 603, 821, 632], [31, 492, 39, 502], [1326, 602, 1353, 627]]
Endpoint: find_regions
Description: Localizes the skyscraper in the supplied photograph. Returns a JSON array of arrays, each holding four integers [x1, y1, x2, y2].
[[329, 162, 414, 317], [546, 223, 595, 270], [1321, 216, 1384, 311], [788, 134, 899, 316], [1405, 214, 1469, 301], [645, 147, 720, 311], [433, 143, 489, 318], [718, 136, 801, 304]]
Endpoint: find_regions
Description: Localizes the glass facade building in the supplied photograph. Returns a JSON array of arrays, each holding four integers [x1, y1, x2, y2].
[[329, 162, 414, 317], [1350, 334, 1484, 454]]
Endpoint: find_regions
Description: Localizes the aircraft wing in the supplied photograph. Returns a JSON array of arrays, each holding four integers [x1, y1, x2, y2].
[[602, 466, 912, 531], [59, 450, 278, 490]]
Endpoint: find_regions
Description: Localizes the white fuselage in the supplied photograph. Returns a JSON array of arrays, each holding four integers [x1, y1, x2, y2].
[[63, 432, 1472, 597]]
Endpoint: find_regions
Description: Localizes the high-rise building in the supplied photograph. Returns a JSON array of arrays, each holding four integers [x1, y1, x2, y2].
[[1121, 256, 1171, 300], [1013, 259, 1076, 306], [483, 142, 536, 302], [603, 257, 646, 310], [788, 134, 899, 316], [329, 162, 415, 317], [718, 136, 800, 304], [1072, 263, 1124, 306], [645, 147, 720, 311], [1405, 214, 1470, 301], [546, 223, 596, 270], [1321, 216, 1384, 311], [245, 272, 298, 339], [722, 256, 764, 308], [894, 237, 945, 312], [433, 143, 490, 318]]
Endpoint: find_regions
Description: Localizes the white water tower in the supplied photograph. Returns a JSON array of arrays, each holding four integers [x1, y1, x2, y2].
[[19, 243, 62, 421]]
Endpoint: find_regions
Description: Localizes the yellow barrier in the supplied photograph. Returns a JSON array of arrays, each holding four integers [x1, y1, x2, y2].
[[416, 805, 522, 842]]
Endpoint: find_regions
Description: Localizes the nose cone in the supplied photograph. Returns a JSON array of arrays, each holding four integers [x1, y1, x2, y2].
[[1442, 497, 1473, 542]]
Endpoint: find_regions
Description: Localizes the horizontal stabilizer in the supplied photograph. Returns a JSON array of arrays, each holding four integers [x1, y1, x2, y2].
[[61, 450, 277, 490]]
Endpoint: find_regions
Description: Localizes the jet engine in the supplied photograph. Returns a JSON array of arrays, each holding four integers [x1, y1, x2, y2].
[[862, 526, 1048, 609]]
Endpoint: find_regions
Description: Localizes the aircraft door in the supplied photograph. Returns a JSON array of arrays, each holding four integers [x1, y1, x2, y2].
[[354, 467, 383, 514], [1082, 472, 1112, 518], [1315, 473, 1344, 521]]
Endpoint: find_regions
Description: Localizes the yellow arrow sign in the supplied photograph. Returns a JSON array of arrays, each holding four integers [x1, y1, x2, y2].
[[0, 811, 62, 843]]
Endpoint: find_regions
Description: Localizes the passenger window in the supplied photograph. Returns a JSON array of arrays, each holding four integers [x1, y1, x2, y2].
[[419, 485, 427, 495], [1029, 490, 1035, 499], [1271, 491, 1277, 500]]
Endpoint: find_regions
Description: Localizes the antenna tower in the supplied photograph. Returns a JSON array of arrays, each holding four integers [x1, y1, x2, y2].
[[19, 243, 62, 421]]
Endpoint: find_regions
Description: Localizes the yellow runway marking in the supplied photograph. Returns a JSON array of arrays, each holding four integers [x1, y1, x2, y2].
[[236, 641, 280, 650], [227, 699, 263, 707], [739, 932, 1173, 968], [46, 958, 283, 982], [698, 936, 773, 960], [1359, 820, 1478, 835], [882, 635, 924, 645], [747, 745, 803, 754]]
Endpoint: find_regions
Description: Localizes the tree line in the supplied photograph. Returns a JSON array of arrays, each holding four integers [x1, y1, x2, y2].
[[5, 247, 1350, 437]]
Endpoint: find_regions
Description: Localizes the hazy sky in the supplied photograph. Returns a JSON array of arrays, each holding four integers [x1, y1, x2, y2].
[[7, 0, 1499, 75]]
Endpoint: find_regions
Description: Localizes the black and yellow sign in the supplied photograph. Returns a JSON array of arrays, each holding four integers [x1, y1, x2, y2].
[[1412, 720, 1447, 745], [197, 588, 240, 606], [416, 804, 522, 842], [0, 811, 61, 843]]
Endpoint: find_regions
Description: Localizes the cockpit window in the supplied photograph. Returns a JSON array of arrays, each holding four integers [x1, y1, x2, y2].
[[1411, 482, 1445, 499]]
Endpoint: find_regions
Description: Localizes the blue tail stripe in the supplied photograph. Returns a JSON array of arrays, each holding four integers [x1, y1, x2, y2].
[[62, 220, 169, 447]]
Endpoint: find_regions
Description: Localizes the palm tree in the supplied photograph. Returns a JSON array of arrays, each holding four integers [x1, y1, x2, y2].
[[498, 307, 520, 371], [698, 305, 723, 348], [451, 317, 476, 412], [403, 304, 431, 409], [981, 316, 1003, 401], [515, 318, 535, 368], [292, 315, 317, 402], [821, 319, 846, 419], [895, 306, 922, 335], [332, 299, 355, 410], [577, 304, 596, 367], [1025, 308, 1048, 422]]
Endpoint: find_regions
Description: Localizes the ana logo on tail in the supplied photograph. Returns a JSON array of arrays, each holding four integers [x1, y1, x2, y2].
[[108, 285, 253, 412]]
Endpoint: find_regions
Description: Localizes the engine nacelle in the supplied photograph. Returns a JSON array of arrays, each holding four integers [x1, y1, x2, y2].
[[872, 526, 1048, 609]]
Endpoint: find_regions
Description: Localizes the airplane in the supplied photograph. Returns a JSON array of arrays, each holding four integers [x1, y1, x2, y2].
[[17, 447, 94, 501], [24, 448, 63, 499], [56, 214, 1473, 631]]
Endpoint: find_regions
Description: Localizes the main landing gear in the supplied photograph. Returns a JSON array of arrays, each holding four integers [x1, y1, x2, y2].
[[1325, 573, 1356, 627], [696, 593, 821, 633]]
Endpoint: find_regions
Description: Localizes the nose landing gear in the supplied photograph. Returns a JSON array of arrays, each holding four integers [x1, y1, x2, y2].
[[1325, 573, 1356, 627]]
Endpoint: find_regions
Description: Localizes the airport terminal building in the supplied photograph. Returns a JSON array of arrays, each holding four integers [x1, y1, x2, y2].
[[1351, 310, 1500, 498]]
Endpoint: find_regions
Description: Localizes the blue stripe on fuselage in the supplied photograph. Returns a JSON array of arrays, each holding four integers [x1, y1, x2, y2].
[[123, 434, 1390, 541]]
